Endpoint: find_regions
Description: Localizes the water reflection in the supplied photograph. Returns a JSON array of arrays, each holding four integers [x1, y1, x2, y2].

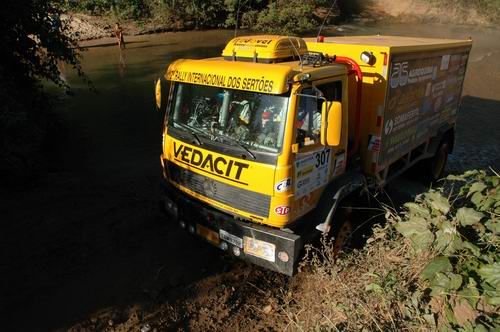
[[118, 49, 127, 78]]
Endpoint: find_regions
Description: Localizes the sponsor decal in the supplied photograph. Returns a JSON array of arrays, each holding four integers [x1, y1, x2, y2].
[[166, 70, 275, 93], [275, 205, 290, 216], [381, 48, 470, 165], [233, 37, 274, 47], [294, 149, 331, 198], [390, 61, 438, 88], [384, 119, 394, 135], [173, 141, 249, 184], [440, 54, 451, 70], [275, 177, 291, 193]]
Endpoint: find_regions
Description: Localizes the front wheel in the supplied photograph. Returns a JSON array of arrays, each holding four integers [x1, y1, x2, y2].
[[331, 206, 353, 257]]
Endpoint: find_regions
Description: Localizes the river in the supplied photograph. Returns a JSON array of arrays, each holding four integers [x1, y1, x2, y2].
[[2, 24, 500, 331]]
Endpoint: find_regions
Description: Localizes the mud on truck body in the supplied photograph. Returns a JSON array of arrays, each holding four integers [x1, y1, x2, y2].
[[157, 35, 472, 275]]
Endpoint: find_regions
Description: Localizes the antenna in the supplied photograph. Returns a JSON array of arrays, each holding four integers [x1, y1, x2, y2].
[[234, 0, 242, 38], [317, 0, 338, 40], [287, 36, 303, 71]]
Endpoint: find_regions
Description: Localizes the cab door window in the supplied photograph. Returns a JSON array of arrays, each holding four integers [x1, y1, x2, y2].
[[295, 81, 342, 147], [296, 88, 321, 146]]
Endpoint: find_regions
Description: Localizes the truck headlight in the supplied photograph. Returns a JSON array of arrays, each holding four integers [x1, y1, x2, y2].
[[164, 197, 178, 219], [243, 236, 276, 262]]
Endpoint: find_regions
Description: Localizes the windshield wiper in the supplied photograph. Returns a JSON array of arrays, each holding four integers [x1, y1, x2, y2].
[[173, 122, 203, 145], [214, 134, 256, 160]]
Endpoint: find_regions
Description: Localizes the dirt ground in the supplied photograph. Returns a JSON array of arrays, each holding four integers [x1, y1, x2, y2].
[[1, 24, 499, 332]]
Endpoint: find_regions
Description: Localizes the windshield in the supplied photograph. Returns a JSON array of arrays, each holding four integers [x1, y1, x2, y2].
[[168, 83, 289, 153]]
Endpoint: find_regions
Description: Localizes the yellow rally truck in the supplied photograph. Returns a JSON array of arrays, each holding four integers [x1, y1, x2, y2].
[[158, 35, 472, 275]]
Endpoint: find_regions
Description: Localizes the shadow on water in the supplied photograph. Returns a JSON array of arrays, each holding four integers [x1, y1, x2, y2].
[[0, 33, 234, 331]]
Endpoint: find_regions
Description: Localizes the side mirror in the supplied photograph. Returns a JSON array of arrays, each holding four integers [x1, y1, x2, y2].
[[320, 101, 342, 146], [155, 78, 162, 110]]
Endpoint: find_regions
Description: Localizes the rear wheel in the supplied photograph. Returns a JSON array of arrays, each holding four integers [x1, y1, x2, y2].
[[429, 142, 450, 181], [409, 138, 451, 183]]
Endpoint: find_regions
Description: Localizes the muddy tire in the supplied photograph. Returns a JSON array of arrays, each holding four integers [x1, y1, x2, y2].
[[429, 142, 450, 181], [331, 206, 353, 257], [409, 138, 451, 183], [418, 140, 450, 183]]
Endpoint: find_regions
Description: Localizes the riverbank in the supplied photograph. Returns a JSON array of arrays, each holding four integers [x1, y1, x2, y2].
[[65, 0, 500, 43], [63, 12, 190, 41]]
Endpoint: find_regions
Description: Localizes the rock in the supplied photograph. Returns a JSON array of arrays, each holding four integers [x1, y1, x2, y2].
[[262, 304, 272, 314], [141, 323, 152, 332]]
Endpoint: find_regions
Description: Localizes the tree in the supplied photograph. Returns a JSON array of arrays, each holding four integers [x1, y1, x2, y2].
[[0, 0, 84, 185], [1, 0, 83, 89]]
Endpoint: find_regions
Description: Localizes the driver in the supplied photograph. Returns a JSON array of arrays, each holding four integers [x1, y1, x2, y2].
[[296, 97, 322, 145]]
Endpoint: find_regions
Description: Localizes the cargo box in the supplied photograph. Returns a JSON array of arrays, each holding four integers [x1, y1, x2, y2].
[[305, 36, 472, 177]]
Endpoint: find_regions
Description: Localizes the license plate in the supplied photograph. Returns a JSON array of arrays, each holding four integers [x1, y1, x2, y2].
[[219, 229, 243, 248], [196, 224, 220, 245]]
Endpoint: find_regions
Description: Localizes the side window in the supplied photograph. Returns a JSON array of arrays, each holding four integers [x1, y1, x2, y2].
[[320, 81, 342, 102], [295, 81, 342, 147], [296, 88, 320, 146]]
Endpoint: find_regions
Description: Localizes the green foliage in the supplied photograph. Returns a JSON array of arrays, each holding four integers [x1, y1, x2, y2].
[[66, 0, 152, 19], [293, 170, 498, 330], [394, 170, 500, 330], [0, 0, 83, 185], [254, 0, 317, 34], [67, 0, 326, 33]]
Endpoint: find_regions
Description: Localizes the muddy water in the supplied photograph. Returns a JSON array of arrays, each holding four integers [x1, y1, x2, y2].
[[2, 24, 500, 331]]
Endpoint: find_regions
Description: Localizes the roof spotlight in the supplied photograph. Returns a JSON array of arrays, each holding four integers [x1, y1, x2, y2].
[[360, 51, 376, 65]]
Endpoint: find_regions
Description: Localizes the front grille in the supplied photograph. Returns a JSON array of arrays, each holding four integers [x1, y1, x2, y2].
[[167, 161, 271, 218]]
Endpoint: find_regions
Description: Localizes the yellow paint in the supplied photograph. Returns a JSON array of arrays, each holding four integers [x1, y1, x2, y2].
[[321, 101, 342, 146], [222, 35, 307, 61], [166, 59, 293, 94]]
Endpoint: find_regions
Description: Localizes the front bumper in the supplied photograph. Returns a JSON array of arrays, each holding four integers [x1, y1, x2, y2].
[[161, 181, 302, 276]]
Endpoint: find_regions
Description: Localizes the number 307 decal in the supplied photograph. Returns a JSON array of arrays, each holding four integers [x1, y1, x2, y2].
[[295, 148, 332, 199], [315, 149, 330, 168]]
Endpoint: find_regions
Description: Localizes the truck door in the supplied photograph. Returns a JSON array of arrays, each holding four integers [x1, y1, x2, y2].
[[292, 80, 347, 219]]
